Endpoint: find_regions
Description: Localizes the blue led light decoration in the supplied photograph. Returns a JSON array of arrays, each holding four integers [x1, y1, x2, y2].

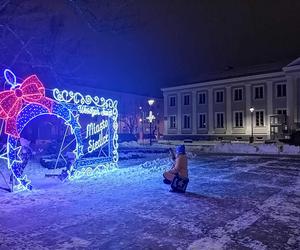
[[0, 70, 118, 191], [52, 88, 119, 180], [8, 102, 82, 190]]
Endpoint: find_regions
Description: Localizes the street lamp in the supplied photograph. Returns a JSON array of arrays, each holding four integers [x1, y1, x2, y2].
[[139, 106, 145, 143], [249, 107, 255, 143], [148, 99, 155, 106], [147, 99, 155, 146]]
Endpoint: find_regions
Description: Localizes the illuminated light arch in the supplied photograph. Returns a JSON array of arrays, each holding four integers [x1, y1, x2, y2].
[[7, 102, 82, 190], [0, 69, 119, 191]]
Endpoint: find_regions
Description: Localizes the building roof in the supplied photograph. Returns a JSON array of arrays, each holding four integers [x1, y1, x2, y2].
[[286, 57, 300, 67], [198, 61, 288, 82], [162, 58, 296, 92]]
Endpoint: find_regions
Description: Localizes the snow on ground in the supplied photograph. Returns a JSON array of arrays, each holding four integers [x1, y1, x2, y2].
[[210, 142, 300, 155], [119, 141, 143, 148], [0, 152, 300, 249]]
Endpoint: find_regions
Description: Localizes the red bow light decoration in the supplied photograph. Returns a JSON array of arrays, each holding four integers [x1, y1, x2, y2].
[[0, 75, 53, 137]]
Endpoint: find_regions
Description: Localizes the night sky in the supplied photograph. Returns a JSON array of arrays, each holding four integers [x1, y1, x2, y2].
[[0, 0, 300, 96]]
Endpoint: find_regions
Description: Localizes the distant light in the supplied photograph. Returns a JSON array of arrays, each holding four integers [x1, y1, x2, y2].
[[146, 110, 156, 123], [250, 107, 255, 113], [148, 99, 155, 106], [139, 106, 142, 110], [139, 118, 142, 122]]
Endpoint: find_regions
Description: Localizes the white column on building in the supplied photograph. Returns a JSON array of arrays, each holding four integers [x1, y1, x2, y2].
[[245, 84, 252, 135], [177, 92, 182, 134], [286, 75, 296, 128], [266, 81, 273, 139], [226, 86, 232, 135], [295, 76, 300, 124], [208, 88, 214, 134], [163, 93, 168, 135], [192, 90, 197, 134]]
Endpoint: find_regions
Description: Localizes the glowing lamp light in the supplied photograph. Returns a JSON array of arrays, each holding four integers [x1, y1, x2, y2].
[[250, 107, 255, 113], [146, 111, 156, 123], [148, 99, 155, 106]]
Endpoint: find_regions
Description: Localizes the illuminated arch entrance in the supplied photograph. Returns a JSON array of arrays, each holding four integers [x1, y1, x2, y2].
[[7, 102, 82, 190]]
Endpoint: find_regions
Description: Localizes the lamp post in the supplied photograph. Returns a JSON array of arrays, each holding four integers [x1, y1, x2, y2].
[[147, 99, 155, 146], [139, 106, 144, 143], [249, 107, 255, 143]]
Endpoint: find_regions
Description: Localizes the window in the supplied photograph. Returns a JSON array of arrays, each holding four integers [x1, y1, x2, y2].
[[255, 111, 264, 127], [215, 112, 224, 128], [233, 88, 243, 101], [183, 115, 191, 129], [271, 126, 278, 134], [198, 92, 206, 104], [198, 113, 206, 128], [183, 94, 190, 105], [169, 116, 176, 129], [169, 96, 176, 106], [254, 86, 264, 99], [234, 111, 243, 127], [276, 84, 286, 97], [277, 109, 287, 123], [277, 109, 287, 115], [215, 90, 224, 103]]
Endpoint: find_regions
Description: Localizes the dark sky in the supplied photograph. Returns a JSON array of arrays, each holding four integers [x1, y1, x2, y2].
[[1, 0, 300, 97]]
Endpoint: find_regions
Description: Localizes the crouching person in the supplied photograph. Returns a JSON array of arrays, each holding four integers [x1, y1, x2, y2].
[[163, 145, 189, 192]]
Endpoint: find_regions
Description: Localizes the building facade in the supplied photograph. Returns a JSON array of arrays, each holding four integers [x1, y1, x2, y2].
[[162, 58, 300, 141]]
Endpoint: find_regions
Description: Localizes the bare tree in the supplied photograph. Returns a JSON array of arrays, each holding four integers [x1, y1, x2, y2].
[[120, 113, 138, 134], [0, 0, 142, 91], [0, 1, 84, 87], [67, 0, 141, 34]]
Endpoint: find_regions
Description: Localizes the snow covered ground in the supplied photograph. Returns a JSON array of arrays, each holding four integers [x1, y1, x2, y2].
[[0, 152, 300, 249]]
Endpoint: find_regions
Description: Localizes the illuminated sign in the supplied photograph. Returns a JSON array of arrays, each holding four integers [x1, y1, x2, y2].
[[86, 120, 109, 153], [52, 88, 119, 177]]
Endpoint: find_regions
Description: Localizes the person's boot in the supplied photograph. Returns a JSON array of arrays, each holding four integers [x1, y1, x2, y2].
[[163, 178, 172, 184]]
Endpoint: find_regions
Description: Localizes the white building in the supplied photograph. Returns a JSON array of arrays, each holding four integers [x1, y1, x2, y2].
[[161, 57, 300, 141]]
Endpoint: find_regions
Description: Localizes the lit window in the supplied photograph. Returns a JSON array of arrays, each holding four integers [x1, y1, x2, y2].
[[234, 111, 243, 127], [255, 111, 264, 126]]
